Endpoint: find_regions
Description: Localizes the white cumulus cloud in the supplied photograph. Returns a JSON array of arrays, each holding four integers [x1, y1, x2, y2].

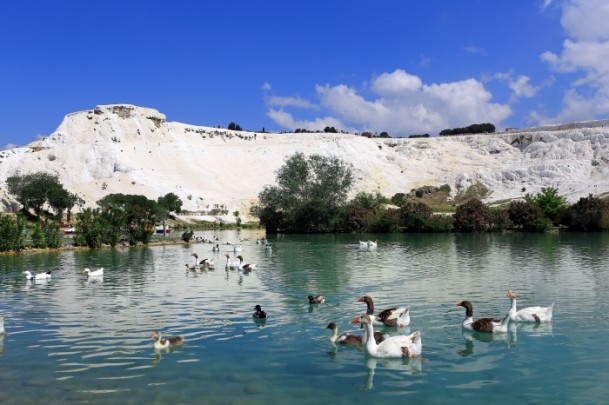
[[266, 69, 512, 136], [539, 0, 609, 123]]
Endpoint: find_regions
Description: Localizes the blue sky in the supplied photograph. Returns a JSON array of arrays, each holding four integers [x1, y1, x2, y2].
[[1, 0, 608, 149]]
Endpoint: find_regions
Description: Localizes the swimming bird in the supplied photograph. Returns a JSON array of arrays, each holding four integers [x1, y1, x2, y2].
[[236, 255, 257, 271], [150, 331, 184, 349], [0, 315, 5, 335], [253, 304, 267, 319], [82, 267, 104, 277], [506, 291, 554, 323], [367, 240, 377, 249], [457, 300, 510, 333], [224, 253, 239, 270], [308, 295, 325, 304], [326, 321, 382, 346], [357, 295, 410, 327], [192, 253, 214, 270], [353, 314, 421, 358], [23, 270, 52, 281]]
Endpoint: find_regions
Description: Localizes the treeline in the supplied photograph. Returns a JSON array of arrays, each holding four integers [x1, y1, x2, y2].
[[0, 171, 185, 252], [251, 154, 609, 234], [439, 123, 496, 136]]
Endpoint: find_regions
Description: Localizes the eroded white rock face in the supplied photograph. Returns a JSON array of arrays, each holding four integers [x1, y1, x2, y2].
[[1, 104, 609, 221]]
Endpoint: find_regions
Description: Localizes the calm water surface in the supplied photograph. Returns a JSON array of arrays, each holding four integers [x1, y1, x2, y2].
[[1, 231, 608, 404]]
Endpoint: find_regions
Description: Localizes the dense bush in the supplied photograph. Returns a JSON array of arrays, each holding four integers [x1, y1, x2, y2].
[[400, 201, 433, 232], [453, 199, 489, 232], [487, 208, 512, 231], [564, 194, 609, 231], [0, 214, 26, 252], [508, 201, 550, 231]]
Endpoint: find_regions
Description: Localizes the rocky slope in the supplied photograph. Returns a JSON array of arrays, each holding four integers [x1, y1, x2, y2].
[[1, 104, 609, 222]]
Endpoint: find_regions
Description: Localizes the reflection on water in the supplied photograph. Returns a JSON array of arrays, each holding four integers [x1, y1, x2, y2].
[[0, 231, 609, 403]]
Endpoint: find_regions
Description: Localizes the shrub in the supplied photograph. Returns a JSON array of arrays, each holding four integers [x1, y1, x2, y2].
[[564, 194, 609, 231], [400, 201, 432, 232], [453, 199, 489, 232], [487, 208, 512, 231], [508, 200, 548, 231]]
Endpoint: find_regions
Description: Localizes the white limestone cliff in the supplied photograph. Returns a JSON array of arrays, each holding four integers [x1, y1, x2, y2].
[[1, 104, 608, 222]]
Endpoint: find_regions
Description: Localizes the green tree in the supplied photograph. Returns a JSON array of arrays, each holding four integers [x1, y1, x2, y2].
[[453, 198, 489, 232], [252, 152, 353, 233], [524, 187, 567, 223], [157, 193, 183, 214], [6, 171, 79, 220]]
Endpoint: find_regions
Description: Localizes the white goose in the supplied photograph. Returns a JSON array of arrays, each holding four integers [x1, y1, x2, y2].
[[457, 300, 510, 333], [82, 267, 104, 277], [354, 314, 422, 358], [191, 253, 214, 270], [23, 270, 52, 281], [358, 295, 410, 327], [507, 291, 554, 323], [236, 255, 257, 271], [224, 253, 239, 270]]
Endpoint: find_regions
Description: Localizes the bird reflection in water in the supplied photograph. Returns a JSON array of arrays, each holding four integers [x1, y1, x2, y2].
[[363, 356, 422, 391]]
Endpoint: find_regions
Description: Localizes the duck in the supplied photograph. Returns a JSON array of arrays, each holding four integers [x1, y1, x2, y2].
[[506, 291, 554, 323], [253, 304, 267, 319], [82, 267, 104, 277], [359, 241, 368, 248], [236, 255, 257, 271], [308, 295, 325, 304], [212, 244, 220, 253], [326, 321, 385, 346], [233, 244, 243, 253], [353, 314, 421, 358], [457, 300, 510, 333], [326, 322, 362, 345], [357, 295, 410, 327], [367, 240, 377, 249], [150, 331, 184, 349], [23, 270, 52, 281]]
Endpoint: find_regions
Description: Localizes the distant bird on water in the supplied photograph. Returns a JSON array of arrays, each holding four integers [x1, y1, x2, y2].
[[253, 304, 267, 319]]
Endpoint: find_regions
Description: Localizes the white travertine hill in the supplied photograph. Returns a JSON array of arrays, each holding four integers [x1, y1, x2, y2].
[[1, 104, 609, 222]]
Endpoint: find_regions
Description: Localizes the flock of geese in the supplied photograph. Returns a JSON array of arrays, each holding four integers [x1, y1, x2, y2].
[[151, 290, 554, 358], [13, 239, 554, 359], [21, 267, 104, 281], [327, 290, 553, 359]]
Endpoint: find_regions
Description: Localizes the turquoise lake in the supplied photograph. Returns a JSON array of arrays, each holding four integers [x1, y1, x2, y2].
[[1, 230, 608, 404]]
